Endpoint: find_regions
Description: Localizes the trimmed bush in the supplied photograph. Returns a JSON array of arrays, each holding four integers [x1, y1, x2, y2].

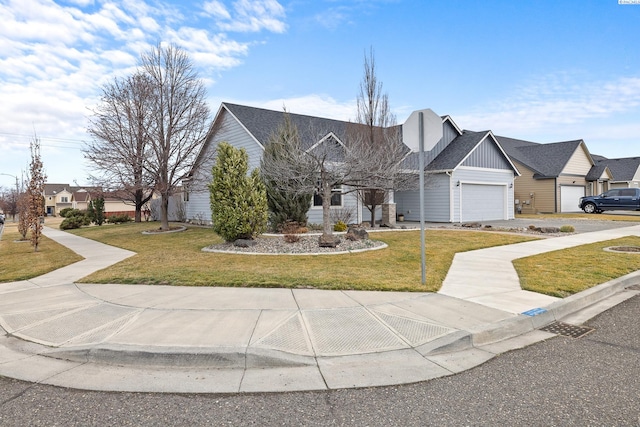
[[58, 207, 75, 218], [333, 220, 348, 232], [60, 210, 90, 229], [107, 214, 132, 224], [560, 225, 575, 233]]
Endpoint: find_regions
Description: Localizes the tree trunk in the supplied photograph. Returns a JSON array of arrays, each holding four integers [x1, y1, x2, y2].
[[160, 193, 170, 230], [322, 180, 333, 237]]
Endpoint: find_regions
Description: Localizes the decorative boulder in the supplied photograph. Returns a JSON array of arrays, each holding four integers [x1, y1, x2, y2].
[[346, 226, 369, 241], [318, 233, 341, 248], [233, 239, 257, 248]]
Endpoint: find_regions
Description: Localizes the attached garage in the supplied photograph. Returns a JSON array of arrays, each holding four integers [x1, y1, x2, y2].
[[560, 185, 585, 212], [461, 183, 507, 221]]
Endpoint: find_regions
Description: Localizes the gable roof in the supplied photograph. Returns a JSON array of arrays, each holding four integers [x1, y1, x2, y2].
[[594, 157, 640, 182], [426, 130, 519, 174], [496, 136, 588, 178], [223, 103, 350, 150]]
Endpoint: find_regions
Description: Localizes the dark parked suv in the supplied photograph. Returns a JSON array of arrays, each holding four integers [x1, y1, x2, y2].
[[579, 188, 640, 213]]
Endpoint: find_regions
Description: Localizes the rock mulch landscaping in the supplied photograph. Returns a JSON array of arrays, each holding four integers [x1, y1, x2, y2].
[[203, 234, 386, 254]]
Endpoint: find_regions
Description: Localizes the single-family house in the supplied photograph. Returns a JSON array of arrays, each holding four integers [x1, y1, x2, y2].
[[185, 103, 520, 225], [44, 184, 74, 216], [496, 137, 612, 213], [591, 157, 640, 189]]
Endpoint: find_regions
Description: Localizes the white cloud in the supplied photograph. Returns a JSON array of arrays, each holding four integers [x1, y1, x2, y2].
[[248, 94, 357, 121], [203, 0, 231, 20], [205, 0, 287, 33], [0, 0, 290, 186], [456, 73, 640, 139]]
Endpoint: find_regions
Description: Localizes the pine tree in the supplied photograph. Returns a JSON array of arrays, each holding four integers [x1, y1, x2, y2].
[[209, 142, 268, 242], [261, 112, 312, 231]]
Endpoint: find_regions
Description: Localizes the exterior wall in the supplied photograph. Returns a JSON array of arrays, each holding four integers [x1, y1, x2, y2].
[[186, 108, 265, 223], [395, 173, 451, 222], [562, 145, 592, 175], [307, 191, 359, 226], [451, 167, 515, 222], [512, 160, 556, 214], [555, 144, 592, 212]]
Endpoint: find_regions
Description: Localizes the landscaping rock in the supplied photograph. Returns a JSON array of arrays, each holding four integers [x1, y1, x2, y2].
[[318, 233, 341, 248], [346, 226, 369, 241], [461, 222, 482, 228], [233, 239, 257, 248], [529, 226, 560, 234]]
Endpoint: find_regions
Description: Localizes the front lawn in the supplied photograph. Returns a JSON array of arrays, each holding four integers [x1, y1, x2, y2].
[[0, 221, 84, 282], [514, 236, 640, 297], [66, 222, 536, 292]]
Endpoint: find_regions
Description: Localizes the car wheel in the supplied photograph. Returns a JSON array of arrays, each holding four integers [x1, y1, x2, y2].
[[583, 202, 596, 214]]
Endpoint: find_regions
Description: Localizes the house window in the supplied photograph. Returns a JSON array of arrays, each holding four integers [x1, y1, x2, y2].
[[61, 196, 68, 203], [314, 186, 342, 207]]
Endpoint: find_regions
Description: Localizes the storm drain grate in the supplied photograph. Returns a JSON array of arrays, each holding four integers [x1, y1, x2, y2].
[[540, 322, 594, 338]]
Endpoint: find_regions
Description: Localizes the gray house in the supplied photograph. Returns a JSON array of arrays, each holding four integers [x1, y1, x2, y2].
[[184, 103, 520, 225]]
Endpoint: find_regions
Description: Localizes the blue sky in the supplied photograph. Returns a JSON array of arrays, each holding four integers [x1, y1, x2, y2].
[[1, 0, 640, 189]]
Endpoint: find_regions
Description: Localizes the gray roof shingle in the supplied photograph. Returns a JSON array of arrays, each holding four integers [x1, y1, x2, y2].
[[594, 157, 640, 181], [496, 136, 586, 178]]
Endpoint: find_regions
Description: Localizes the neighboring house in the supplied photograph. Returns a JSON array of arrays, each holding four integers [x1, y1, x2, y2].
[[44, 184, 74, 216], [185, 103, 520, 224], [496, 137, 612, 213], [591, 157, 640, 190], [44, 184, 138, 218]]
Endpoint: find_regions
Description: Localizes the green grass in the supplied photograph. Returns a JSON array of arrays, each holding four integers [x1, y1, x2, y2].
[[0, 221, 84, 282], [514, 236, 640, 297], [65, 222, 536, 292], [516, 212, 640, 222]]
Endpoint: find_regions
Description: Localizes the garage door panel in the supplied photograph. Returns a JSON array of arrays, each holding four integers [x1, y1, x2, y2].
[[560, 186, 585, 213], [461, 184, 505, 222]]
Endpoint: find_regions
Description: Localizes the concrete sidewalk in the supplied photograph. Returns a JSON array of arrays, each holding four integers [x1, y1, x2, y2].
[[0, 225, 639, 393]]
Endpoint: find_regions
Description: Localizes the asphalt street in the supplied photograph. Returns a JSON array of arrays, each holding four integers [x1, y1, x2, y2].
[[1, 293, 638, 426]]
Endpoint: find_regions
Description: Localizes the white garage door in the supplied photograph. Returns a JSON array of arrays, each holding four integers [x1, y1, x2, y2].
[[560, 186, 585, 212], [461, 184, 506, 222]]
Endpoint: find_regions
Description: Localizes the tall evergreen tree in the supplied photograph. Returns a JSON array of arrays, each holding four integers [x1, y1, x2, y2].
[[209, 142, 267, 242], [261, 112, 312, 231]]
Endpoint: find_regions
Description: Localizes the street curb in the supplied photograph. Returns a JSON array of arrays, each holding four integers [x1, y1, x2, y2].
[[465, 270, 640, 348]]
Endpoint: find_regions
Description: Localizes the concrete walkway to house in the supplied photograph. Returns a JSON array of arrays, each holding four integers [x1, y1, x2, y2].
[[0, 224, 639, 394]]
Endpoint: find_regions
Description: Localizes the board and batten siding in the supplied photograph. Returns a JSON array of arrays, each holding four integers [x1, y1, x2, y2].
[[462, 138, 513, 170], [185, 108, 265, 222], [395, 173, 451, 222], [451, 167, 515, 222]]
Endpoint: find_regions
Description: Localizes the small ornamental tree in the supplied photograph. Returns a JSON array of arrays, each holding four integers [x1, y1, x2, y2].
[[27, 136, 46, 251], [17, 191, 29, 240], [261, 112, 312, 231], [209, 142, 268, 242]]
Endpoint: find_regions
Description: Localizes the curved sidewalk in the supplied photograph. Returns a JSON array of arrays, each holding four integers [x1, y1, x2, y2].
[[0, 225, 639, 393]]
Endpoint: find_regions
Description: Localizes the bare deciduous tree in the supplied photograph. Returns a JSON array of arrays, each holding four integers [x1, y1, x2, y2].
[[85, 72, 156, 222], [141, 44, 211, 231], [353, 47, 415, 226], [261, 49, 417, 244]]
